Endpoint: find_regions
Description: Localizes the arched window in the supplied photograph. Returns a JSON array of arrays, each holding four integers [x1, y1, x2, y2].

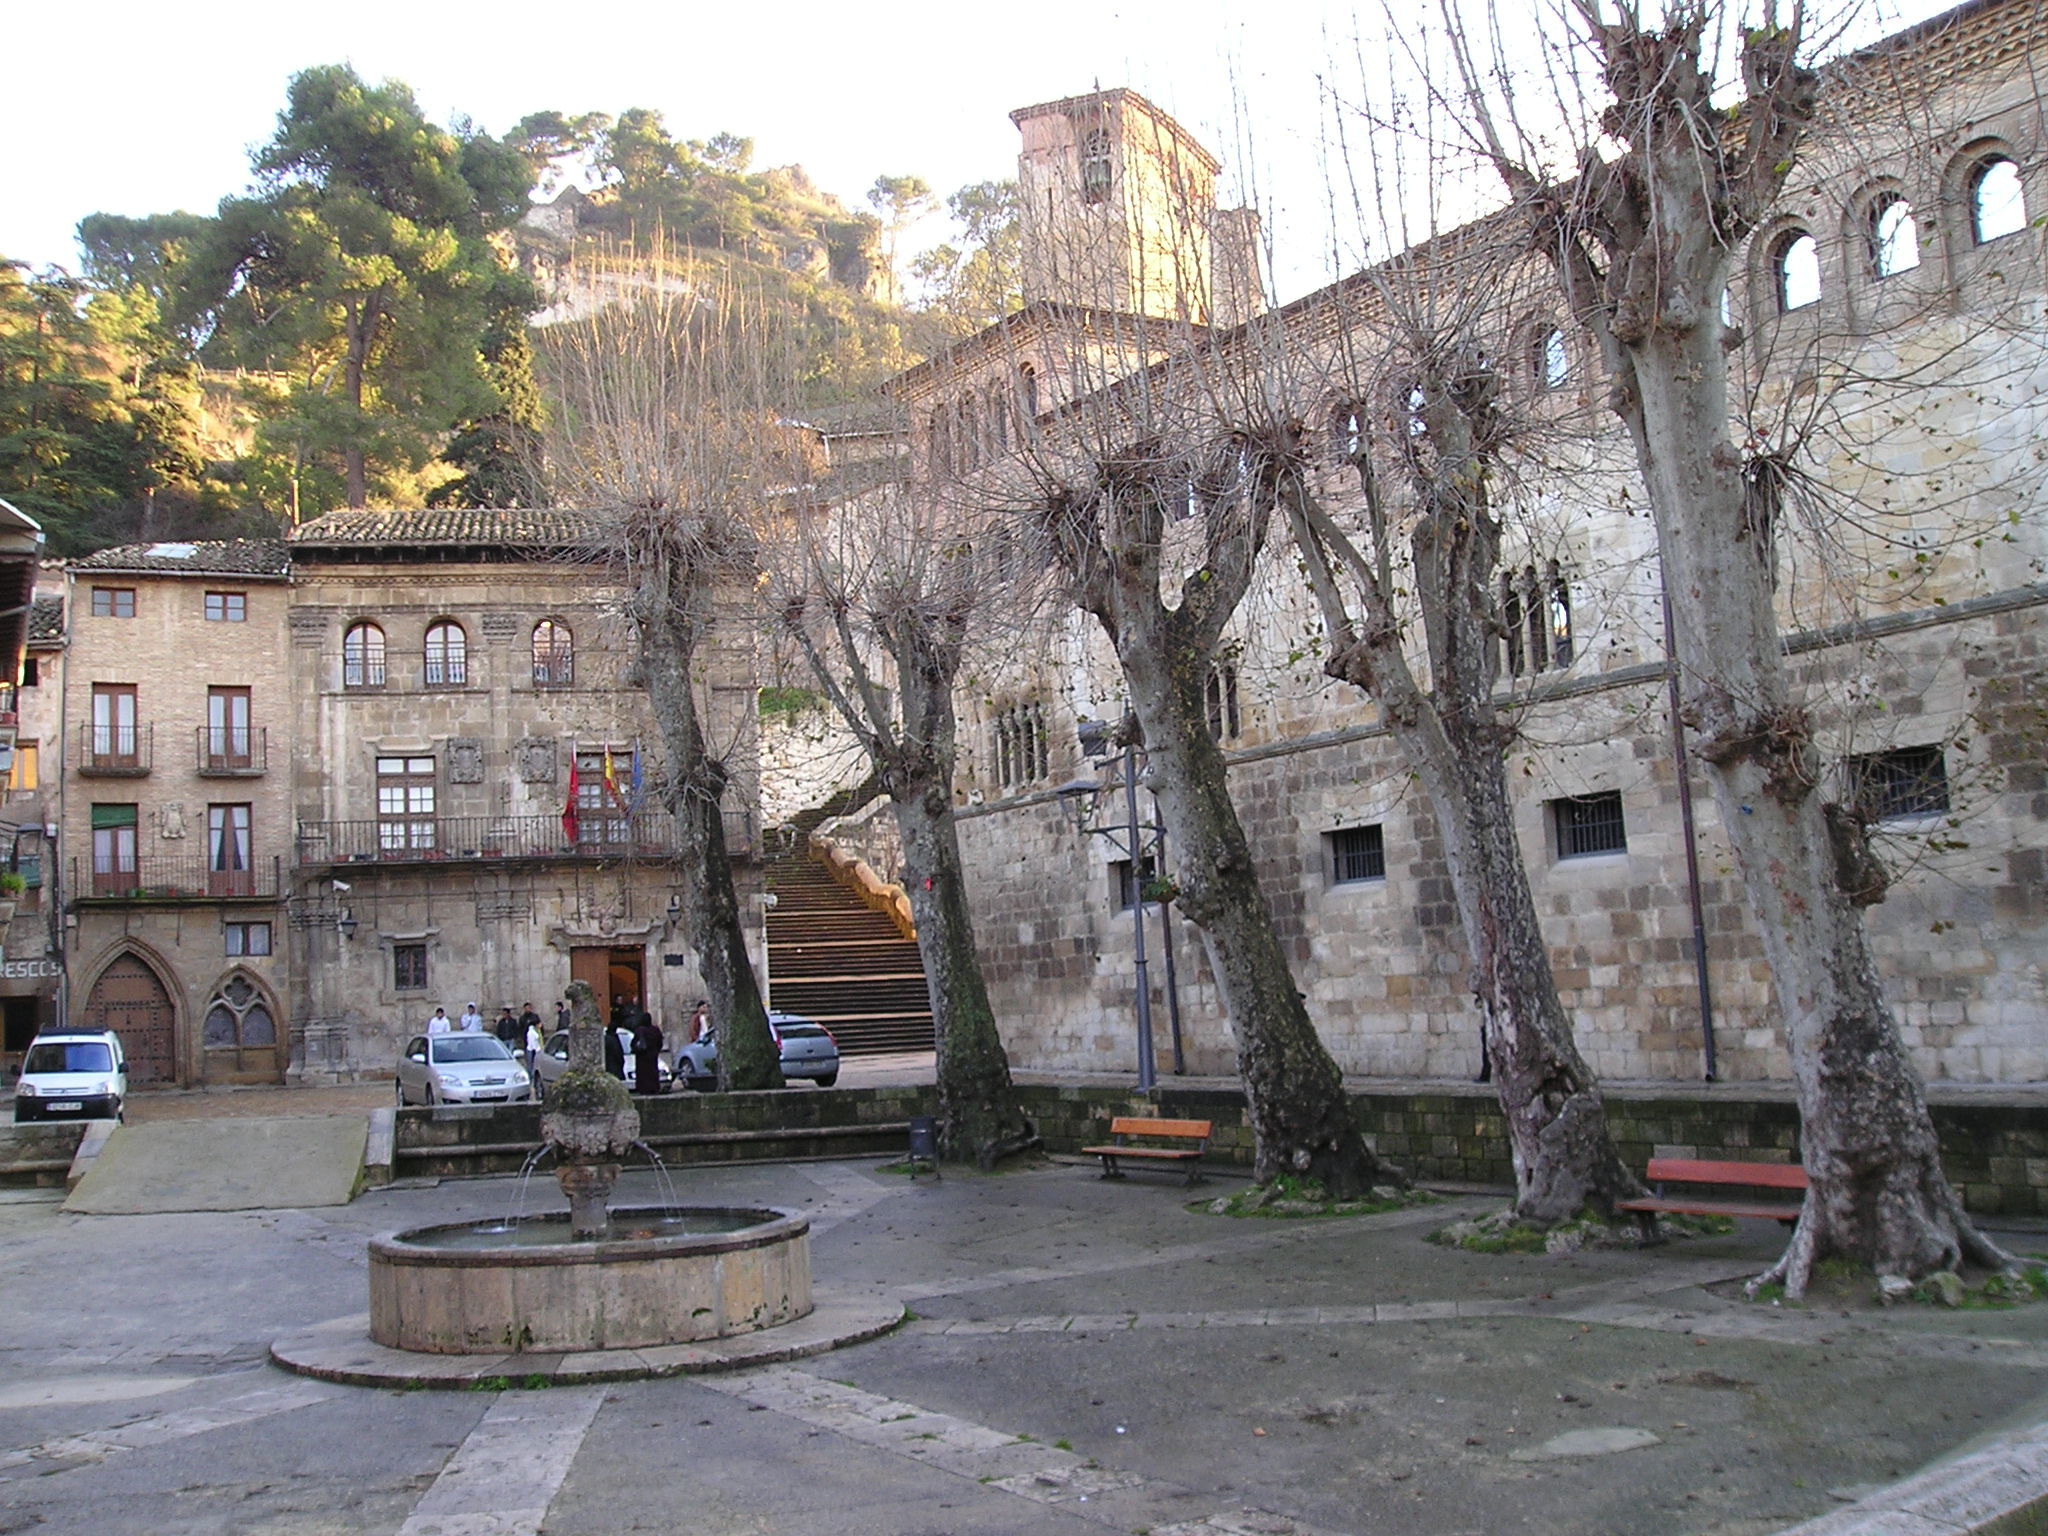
[[1402, 381, 1428, 438], [1535, 327, 1570, 389], [1017, 364, 1039, 420], [1331, 401, 1366, 463], [1868, 192, 1920, 278], [930, 410, 953, 477], [424, 620, 467, 687], [1081, 128, 1113, 205], [343, 622, 386, 690], [532, 619, 573, 689], [1774, 231, 1821, 312], [203, 972, 276, 1052], [1970, 156, 2026, 243], [991, 388, 1009, 452], [957, 398, 979, 470]]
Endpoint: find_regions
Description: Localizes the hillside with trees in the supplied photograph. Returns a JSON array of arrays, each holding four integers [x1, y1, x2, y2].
[[2, 68, 1015, 552]]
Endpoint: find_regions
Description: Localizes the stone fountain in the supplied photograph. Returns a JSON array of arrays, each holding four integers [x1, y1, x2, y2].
[[362, 981, 815, 1355]]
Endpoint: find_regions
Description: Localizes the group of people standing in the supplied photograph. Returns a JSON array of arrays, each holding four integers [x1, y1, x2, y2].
[[422, 993, 681, 1097]]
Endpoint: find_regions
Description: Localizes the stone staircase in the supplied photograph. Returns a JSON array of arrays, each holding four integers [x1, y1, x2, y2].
[[764, 805, 935, 1057]]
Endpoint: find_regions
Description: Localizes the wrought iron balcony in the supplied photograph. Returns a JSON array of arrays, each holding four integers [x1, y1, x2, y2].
[[294, 808, 757, 866], [72, 854, 281, 902], [195, 726, 269, 776], [79, 724, 152, 776]]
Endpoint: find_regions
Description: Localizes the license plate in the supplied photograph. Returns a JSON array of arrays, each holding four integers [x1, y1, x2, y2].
[[472, 1093, 505, 1102], [48, 1101, 82, 1111]]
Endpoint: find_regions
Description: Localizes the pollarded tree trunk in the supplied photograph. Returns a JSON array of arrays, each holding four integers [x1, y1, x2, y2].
[[636, 546, 780, 1092], [1044, 444, 1402, 1197], [1278, 405, 1635, 1223], [894, 776, 1037, 1168], [1119, 635, 1398, 1196], [780, 573, 1034, 1168], [1501, 7, 2010, 1292]]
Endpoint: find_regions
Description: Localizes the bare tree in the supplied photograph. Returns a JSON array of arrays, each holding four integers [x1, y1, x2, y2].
[[986, 328, 1404, 1196], [1451, 0, 2017, 1290], [1259, 255, 1640, 1223], [772, 483, 1038, 1166], [537, 240, 788, 1090]]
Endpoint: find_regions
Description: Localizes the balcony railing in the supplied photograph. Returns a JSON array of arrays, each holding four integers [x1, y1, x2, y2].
[[73, 854, 281, 902], [79, 723, 152, 776], [195, 726, 268, 776], [295, 808, 758, 865]]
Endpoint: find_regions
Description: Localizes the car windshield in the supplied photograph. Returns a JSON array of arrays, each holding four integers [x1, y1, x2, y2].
[[24, 1041, 113, 1074], [776, 1024, 829, 1040], [431, 1037, 513, 1064]]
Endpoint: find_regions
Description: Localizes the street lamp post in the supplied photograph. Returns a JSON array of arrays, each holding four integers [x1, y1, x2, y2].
[[1057, 734, 1177, 1094]]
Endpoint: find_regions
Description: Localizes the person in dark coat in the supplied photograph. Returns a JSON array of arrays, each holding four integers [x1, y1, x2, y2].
[[494, 1007, 520, 1046], [632, 1012, 665, 1097], [603, 1020, 626, 1080]]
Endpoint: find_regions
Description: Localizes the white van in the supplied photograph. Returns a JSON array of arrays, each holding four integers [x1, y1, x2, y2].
[[13, 1030, 128, 1123]]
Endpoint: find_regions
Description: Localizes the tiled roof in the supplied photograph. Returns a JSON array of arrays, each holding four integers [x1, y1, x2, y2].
[[26, 595, 62, 644], [69, 539, 291, 577], [289, 508, 605, 551]]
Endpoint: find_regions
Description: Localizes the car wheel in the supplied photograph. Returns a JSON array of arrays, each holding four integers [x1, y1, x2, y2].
[[395, 1078, 408, 1107], [425, 1084, 438, 1107], [816, 1072, 838, 1089]]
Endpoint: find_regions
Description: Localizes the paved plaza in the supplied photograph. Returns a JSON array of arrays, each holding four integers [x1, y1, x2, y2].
[[2, 1152, 2047, 1535]]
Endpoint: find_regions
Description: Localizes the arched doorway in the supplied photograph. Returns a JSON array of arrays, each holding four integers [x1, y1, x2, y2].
[[80, 953, 177, 1084]]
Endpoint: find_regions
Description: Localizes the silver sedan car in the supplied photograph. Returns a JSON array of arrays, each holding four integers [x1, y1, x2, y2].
[[395, 1034, 533, 1105], [675, 1011, 839, 1090], [532, 1030, 673, 1097]]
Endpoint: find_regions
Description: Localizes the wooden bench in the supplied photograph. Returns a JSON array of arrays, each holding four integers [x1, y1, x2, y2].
[[1617, 1157, 1808, 1227], [1081, 1117, 1212, 1185]]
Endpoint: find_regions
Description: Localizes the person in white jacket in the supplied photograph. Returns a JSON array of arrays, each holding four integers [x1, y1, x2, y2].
[[426, 1007, 452, 1035], [458, 1003, 484, 1033]]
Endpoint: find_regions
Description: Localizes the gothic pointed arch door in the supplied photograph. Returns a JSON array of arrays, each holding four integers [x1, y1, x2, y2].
[[81, 954, 176, 1084]]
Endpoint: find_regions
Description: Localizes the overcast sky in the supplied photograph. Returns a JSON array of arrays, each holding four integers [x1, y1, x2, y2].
[[5, 0, 1952, 306]]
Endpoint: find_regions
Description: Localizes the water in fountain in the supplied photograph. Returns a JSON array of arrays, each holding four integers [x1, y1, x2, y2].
[[632, 1140, 682, 1216], [509, 1144, 556, 1229]]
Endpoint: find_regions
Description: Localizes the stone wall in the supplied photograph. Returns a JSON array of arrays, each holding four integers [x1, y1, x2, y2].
[[759, 700, 867, 829]]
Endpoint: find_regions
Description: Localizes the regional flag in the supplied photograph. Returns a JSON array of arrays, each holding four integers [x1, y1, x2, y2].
[[562, 753, 580, 843]]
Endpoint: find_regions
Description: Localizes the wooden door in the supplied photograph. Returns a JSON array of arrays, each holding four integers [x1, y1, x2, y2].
[[82, 955, 176, 1084], [569, 947, 611, 1013]]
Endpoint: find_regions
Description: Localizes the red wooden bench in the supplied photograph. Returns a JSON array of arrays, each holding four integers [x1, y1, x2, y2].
[[1617, 1157, 1808, 1226], [1081, 1116, 1212, 1185]]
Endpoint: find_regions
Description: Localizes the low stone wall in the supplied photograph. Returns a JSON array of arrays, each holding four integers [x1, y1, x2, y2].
[[1019, 1082, 2048, 1216], [389, 1079, 2048, 1215], [0, 1123, 87, 1188], [393, 1087, 932, 1179]]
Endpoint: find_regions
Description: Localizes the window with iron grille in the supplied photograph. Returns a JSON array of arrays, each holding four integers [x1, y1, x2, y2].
[[1111, 854, 1158, 911], [1329, 824, 1386, 884], [1846, 745, 1950, 821], [393, 943, 428, 991], [1553, 791, 1627, 858]]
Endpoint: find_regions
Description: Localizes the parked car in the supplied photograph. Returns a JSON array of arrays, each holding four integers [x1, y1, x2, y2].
[[675, 1011, 839, 1090], [395, 1034, 532, 1106], [533, 1030, 672, 1097], [13, 1030, 128, 1123]]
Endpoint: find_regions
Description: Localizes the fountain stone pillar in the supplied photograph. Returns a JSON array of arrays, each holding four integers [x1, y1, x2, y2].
[[540, 979, 641, 1240]]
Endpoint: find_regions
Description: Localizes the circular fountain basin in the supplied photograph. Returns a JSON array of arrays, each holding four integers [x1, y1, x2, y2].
[[368, 1206, 812, 1355]]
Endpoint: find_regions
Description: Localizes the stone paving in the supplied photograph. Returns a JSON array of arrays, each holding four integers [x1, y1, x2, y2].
[[1, 1154, 2045, 1535]]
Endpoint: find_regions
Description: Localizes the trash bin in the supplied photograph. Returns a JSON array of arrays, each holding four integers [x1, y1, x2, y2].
[[907, 1115, 939, 1177]]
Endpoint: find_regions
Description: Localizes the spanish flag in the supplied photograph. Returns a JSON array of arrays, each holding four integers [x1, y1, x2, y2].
[[603, 745, 630, 812]]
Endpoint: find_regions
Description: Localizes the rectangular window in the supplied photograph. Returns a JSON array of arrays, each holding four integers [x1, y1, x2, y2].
[[376, 756, 436, 853], [204, 591, 247, 622], [5, 740, 36, 794], [1207, 663, 1241, 741], [208, 803, 253, 895], [1847, 745, 1950, 821], [393, 943, 428, 991], [90, 684, 139, 766], [206, 686, 252, 768], [225, 921, 272, 957], [1553, 792, 1628, 859], [20, 657, 36, 688], [1111, 854, 1158, 911], [90, 587, 135, 618], [1330, 824, 1386, 884], [90, 803, 138, 894]]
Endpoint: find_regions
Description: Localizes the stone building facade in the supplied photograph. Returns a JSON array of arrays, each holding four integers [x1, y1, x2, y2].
[[24, 514, 765, 1087], [872, 7, 2048, 1090]]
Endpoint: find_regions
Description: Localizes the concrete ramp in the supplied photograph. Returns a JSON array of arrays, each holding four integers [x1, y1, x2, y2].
[[63, 1115, 367, 1214]]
